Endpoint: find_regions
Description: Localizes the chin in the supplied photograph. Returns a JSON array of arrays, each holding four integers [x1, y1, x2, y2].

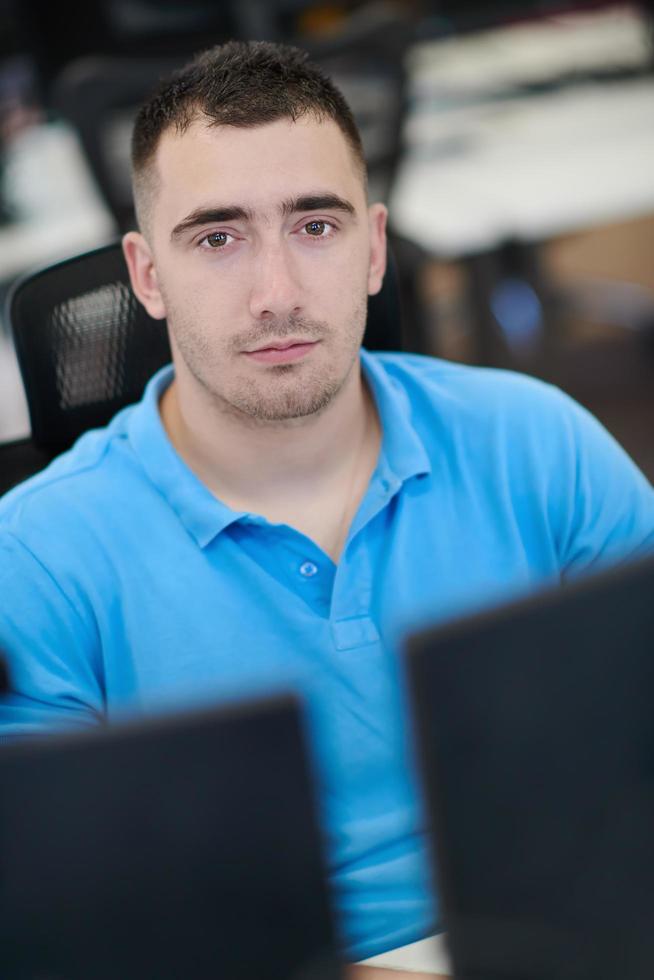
[[229, 378, 344, 423]]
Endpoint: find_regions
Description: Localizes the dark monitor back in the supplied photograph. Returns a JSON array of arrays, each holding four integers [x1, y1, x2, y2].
[[0, 693, 340, 980], [406, 556, 654, 980]]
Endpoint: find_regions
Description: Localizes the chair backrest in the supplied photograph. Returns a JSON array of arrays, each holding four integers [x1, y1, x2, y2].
[[51, 15, 416, 232], [8, 242, 171, 455], [7, 240, 404, 457]]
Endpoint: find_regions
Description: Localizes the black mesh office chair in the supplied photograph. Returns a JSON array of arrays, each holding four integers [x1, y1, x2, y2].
[[0, 239, 404, 495], [8, 242, 170, 457]]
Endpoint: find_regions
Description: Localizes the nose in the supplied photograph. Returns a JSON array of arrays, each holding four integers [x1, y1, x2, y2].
[[248, 241, 303, 321]]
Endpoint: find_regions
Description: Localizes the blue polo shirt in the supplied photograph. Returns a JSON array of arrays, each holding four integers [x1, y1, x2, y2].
[[1, 351, 654, 959]]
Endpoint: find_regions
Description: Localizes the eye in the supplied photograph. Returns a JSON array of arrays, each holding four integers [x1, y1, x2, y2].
[[304, 220, 328, 237], [203, 231, 230, 248]]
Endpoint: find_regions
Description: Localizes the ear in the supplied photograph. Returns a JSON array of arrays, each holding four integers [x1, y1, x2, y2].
[[122, 231, 167, 320], [367, 202, 388, 297]]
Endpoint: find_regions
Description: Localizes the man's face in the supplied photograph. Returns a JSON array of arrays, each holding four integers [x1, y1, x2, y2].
[[124, 115, 387, 423]]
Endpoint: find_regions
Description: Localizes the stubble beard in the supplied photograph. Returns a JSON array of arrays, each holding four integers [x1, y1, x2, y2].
[[169, 304, 367, 424]]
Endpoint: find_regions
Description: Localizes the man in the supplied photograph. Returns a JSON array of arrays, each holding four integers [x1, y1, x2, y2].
[[1, 41, 653, 971]]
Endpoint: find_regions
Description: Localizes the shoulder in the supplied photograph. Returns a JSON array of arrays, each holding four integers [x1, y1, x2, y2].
[[365, 349, 653, 507], [0, 364, 175, 538], [364, 350, 584, 439], [365, 352, 654, 570], [366, 349, 562, 399], [0, 406, 143, 552]]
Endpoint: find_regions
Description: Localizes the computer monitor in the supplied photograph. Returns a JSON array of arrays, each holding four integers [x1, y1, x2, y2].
[[0, 692, 340, 980], [405, 555, 654, 980]]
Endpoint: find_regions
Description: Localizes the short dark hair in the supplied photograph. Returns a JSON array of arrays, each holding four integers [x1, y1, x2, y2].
[[131, 40, 366, 232]]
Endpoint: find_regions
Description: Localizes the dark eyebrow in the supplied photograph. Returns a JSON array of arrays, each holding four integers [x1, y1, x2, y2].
[[281, 194, 356, 218], [170, 193, 356, 241], [170, 205, 254, 241]]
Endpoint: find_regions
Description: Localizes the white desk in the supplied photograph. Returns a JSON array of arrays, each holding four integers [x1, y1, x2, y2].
[[0, 121, 115, 282], [390, 7, 654, 256], [390, 77, 654, 257], [361, 935, 452, 976], [0, 333, 29, 442]]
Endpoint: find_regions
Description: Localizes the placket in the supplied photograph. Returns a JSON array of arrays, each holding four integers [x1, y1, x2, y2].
[[233, 516, 336, 616], [330, 467, 403, 651]]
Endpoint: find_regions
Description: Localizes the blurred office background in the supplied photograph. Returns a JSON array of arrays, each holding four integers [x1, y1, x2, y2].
[[0, 0, 653, 476]]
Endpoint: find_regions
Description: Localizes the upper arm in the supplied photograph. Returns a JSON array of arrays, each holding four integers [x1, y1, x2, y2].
[[549, 394, 654, 576], [0, 532, 105, 738]]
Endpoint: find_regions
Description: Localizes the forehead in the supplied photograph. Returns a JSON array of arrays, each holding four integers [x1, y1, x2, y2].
[[151, 116, 366, 225]]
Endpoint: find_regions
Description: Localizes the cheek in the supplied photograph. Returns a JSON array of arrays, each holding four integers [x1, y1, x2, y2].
[[336, 263, 371, 323], [161, 262, 242, 322], [312, 245, 369, 306]]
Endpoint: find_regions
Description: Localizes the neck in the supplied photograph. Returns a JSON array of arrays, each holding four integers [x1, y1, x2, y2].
[[159, 355, 379, 518]]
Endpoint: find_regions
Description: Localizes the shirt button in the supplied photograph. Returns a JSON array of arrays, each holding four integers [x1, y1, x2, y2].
[[299, 561, 318, 578]]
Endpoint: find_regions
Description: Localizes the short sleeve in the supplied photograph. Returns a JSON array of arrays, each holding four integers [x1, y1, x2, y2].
[[551, 392, 654, 576], [0, 532, 105, 739]]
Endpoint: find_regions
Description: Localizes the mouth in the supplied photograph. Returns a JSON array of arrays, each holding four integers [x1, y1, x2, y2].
[[242, 339, 320, 365]]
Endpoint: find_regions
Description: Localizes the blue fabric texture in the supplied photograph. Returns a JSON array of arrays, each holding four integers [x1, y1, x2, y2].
[[1, 350, 654, 959]]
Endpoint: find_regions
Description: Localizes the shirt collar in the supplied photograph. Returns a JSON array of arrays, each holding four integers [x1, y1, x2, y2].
[[359, 349, 432, 487], [126, 352, 432, 549], [127, 365, 244, 547]]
